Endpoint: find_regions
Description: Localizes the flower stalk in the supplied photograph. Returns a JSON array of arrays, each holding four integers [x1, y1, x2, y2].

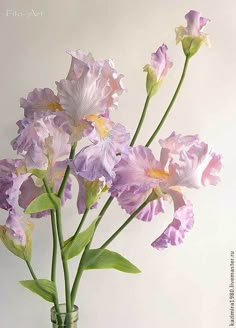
[[145, 54, 190, 147]]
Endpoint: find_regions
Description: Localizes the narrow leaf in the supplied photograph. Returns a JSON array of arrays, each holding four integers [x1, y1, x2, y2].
[[20, 279, 56, 303], [25, 193, 60, 214], [82, 249, 141, 274], [63, 218, 98, 260]]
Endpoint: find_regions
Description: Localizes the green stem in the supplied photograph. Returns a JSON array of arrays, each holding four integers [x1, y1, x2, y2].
[[74, 208, 89, 237], [25, 260, 37, 280], [50, 210, 58, 283], [70, 196, 113, 306], [55, 206, 72, 313], [43, 178, 72, 313], [130, 92, 152, 146], [58, 143, 77, 199], [145, 55, 190, 147], [100, 197, 152, 249], [94, 196, 114, 229]]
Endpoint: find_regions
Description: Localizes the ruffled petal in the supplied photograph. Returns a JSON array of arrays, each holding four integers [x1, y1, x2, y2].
[[73, 120, 129, 182], [201, 152, 222, 186], [57, 50, 125, 141], [0, 159, 29, 211], [115, 186, 165, 222], [12, 114, 70, 170], [151, 190, 194, 250], [159, 132, 222, 189], [20, 88, 62, 119]]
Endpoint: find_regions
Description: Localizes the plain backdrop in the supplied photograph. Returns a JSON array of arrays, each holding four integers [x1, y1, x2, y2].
[[0, 1, 235, 327]]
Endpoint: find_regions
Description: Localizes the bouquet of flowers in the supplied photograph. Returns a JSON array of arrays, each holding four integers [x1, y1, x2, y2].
[[0, 10, 222, 327]]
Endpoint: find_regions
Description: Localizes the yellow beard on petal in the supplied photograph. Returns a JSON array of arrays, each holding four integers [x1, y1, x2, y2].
[[85, 114, 110, 138], [15, 163, 27, 175], [146, 168, 170, 180], [47, 102, 63, 111]]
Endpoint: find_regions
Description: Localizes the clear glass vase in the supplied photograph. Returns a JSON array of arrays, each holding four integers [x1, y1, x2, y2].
[[51, 304, 79, 328]]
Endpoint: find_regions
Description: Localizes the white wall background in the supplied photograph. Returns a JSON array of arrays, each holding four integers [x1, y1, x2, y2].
[[0, 0, 235, 327]]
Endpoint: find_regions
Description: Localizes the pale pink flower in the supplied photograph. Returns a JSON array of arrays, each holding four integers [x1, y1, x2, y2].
[[56, 50, 125, 142], [111, 133, 222, 249]]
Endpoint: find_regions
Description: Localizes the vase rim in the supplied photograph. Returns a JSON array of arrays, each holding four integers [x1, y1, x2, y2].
[[51, 304, 79, 315]]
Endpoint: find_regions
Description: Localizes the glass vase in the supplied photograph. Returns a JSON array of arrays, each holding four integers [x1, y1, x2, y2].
[[51, 304, 79, 328]]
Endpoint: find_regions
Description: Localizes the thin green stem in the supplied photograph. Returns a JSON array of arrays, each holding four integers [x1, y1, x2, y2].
[[130, 92, 152, 146], [43, 178, 72, 313], [145, 55, 190, 147], [94, 196, 114, 229], [100, 197, 152, 249], [58, 143, 77, 199], [74, 208, 89, 237], [25, 260, 37, 280], [55, 206, 72, 313], [25, 259, 60, 314], [50, 210, 58, 283], [70, 196, 113, 306]]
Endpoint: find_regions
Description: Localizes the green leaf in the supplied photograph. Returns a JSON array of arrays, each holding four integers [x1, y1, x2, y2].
[[25, 193, 60, 214], [63, 218, 98, 260], [20, 279, 56, 303], [82, 249, 141, 274]]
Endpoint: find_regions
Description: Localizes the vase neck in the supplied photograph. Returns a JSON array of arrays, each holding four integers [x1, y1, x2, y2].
[[51, 304, 78, 328]]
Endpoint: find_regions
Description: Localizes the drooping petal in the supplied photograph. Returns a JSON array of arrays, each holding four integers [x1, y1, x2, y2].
[[73, 142, 117, 182], [110, 146, 169, 221], [5, 211, 26, 245], [73, 119, 129, 182], [151, 190, 194, 250], [0, 159, 29, 212]]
